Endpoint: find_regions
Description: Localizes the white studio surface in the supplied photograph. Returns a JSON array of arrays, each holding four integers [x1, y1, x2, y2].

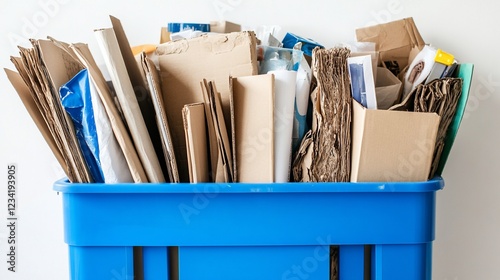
[[0, 0, 498, 279]]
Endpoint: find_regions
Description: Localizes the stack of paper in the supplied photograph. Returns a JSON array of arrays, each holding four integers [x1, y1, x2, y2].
[[411, 78, 463, 178], [8, 40, 92, 183], [201, 79, 234, 183], [4, 15, 185, 183], [6, 37, 147, 183]]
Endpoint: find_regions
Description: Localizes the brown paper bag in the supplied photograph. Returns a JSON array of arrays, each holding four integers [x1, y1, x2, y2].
[[356, 17, 425, 76], [375, 67, 402, 109]]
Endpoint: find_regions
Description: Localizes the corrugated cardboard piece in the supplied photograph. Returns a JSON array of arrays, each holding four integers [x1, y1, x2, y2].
[[201, 79, 234, 183], [415, 78, 462, 178], [5, 68, 68, 175], [140, 53, 179, 183], [292, 47, 352, 183], [351, 100, 440, 182], [182, 103, 209, 183], [156, 31, 258, 182], [10, 40, 92, 183]]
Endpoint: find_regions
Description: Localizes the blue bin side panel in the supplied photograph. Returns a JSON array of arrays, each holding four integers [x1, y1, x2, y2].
[[372, 243, 432, 280], [69, 246, 134, 280], [178, 245, 329, 280], [339, 245, 365, 280], [55, 179, 442, 280], [143, 246, 169, 280], [62, 191, 437, 247]]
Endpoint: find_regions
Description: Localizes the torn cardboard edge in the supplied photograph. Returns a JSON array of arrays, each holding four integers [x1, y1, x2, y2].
[[292, 47, 352, 183]]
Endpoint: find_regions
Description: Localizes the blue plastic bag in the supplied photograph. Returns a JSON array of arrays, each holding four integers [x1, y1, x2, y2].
[[60, 69, 104, 183]]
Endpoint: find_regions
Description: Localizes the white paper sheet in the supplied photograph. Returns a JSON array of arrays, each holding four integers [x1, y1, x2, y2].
[[270, 70, 297, 182], [89, 77, 133, 183]]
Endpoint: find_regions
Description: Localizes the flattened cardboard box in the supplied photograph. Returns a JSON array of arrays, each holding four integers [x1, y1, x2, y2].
[[232, 74, 275, 183], [156, 31, 258, 182], [182, 103, 209, 183], [350, 100, 440, 182]]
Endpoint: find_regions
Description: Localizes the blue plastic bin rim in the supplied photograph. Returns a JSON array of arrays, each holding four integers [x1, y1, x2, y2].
[[53, 177, 444, 194]]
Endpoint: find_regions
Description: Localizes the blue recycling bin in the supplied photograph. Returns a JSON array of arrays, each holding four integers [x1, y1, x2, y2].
[[53, 177, 444, 280]]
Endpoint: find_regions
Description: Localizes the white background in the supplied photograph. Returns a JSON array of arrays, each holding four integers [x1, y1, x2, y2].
[[0, 0, 498, 279]]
